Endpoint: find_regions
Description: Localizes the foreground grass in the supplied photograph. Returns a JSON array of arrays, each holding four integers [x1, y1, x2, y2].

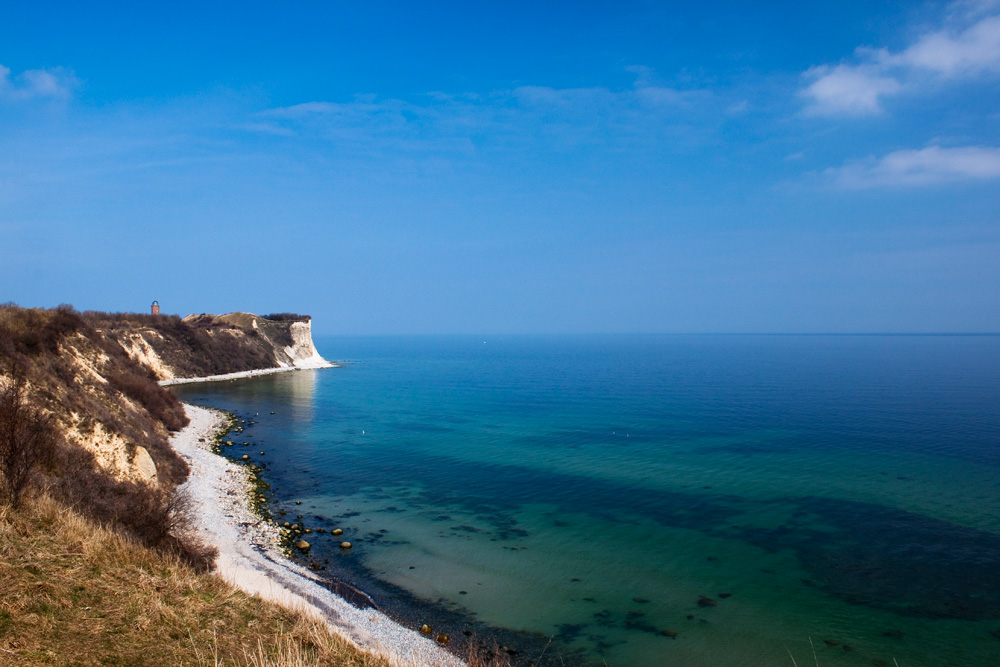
[[0, 494, 394, 667]]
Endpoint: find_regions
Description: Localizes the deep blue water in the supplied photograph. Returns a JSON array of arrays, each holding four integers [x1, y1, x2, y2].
[[173, 335, 1000, 666]]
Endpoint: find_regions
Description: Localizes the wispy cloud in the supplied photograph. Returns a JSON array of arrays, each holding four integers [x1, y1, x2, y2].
[[0, 64, 77, 101], [249, 70, 718, 159], [825, 145, 1000, 187], [800, 1, 1000, 116]]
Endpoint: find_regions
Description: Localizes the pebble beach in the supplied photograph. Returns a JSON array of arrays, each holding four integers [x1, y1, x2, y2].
[[170, 403, 464, 667]]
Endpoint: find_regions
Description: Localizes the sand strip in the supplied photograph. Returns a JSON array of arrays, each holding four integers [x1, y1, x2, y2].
[[160, 362, 336, 387], [172, 404, 464, 667]]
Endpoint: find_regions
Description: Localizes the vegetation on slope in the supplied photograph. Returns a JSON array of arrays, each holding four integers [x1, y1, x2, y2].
[[84, 310, 279, 379], [0, 304, 188, 479]]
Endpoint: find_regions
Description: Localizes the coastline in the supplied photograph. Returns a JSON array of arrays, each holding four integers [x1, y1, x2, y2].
[[171, 403, 464, 667], [160, 361, 337, 387]]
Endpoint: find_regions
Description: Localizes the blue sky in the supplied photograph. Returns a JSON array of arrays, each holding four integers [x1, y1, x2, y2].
[[2, 1, 999, 333]]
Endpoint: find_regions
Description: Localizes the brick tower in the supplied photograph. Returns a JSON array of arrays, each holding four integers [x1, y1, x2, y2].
[[151, 300, 160, 315]]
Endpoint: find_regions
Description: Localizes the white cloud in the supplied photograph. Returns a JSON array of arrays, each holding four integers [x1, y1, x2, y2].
[[891, 15, 1000, 75], [826, 145, 1000, 187], [801, 64, 902, 115], [0, 64, 76, 101], [800, 2, 1000, 115]]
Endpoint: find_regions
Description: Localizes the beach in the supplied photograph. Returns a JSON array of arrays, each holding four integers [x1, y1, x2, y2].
[[160, 361, 337, 387], [170, 402, 464, 667]]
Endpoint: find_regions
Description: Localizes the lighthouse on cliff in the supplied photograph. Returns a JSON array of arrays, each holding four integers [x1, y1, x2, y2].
[[151, 300, 160, 315]]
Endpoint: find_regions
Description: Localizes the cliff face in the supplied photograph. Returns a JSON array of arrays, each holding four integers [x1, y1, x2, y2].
[[0, 306, 189, 486], [95, 312, 331, 381], [210, 313, 330, 370]]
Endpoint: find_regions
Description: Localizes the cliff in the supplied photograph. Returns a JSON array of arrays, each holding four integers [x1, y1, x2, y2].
[[0, 306, 330, 487], [91, 311, 332, 381]]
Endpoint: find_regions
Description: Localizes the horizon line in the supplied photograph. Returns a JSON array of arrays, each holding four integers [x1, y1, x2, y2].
[[311, 331, 1000, 337]]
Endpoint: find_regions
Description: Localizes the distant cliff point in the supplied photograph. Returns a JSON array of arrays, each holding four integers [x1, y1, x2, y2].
[[92, 311, 331, 381]]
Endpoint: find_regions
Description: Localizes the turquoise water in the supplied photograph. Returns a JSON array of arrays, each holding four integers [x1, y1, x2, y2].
[[172, 335, 1000, 666]]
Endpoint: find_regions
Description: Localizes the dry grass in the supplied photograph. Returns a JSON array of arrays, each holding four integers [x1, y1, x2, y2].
[[0, 494, 394, 667]]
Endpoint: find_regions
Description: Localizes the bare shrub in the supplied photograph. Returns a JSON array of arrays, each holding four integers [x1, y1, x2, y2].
[[106, 366, 189, 432], [49, 443, 216, 571], [0, 364, 57, 508], [0, 302, 88, 357]]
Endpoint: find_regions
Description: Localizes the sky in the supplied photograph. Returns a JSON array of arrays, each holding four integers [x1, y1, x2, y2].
[[2, 0, 999, 334]]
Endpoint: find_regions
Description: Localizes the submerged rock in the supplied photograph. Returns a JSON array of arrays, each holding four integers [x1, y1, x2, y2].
[[295, 540, 310, 550], [697, 597, 717, 607]]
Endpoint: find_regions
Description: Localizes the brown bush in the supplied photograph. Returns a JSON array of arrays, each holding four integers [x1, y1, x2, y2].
[[105, 367, 188, 432], [0, 302, 89, 357], [0, 364, 58, 508]]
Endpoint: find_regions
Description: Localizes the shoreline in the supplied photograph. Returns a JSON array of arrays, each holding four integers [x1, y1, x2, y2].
[[170, 403, 464, 667], [159, 361, 337, 386]]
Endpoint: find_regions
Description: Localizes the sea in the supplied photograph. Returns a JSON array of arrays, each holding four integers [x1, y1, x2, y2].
[[171, 334, 1000, 667]]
